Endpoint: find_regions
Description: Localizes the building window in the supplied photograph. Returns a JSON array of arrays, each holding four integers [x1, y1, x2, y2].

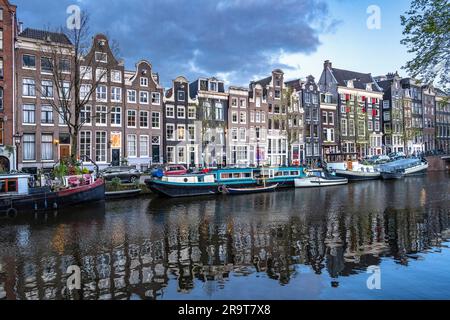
[[41, 57, 53, 73], [166, 124, 175, 141], [239, 128, 246, 141], [341, 119, 348, 136], [96, 105, 107, 125], [59, 81, 70, 99], [59, 59, 71, 73], [0, 8, 2, 21], [0, 87, 3, 110], [0, 29, 2, 51], [111, 106, 121, 126], [177, 106, 185, 119], [111, 87, 122, 102], [167, 147, 175, 163], [231, 128, 238, 141], [209, 82, 218, 92], [96, 68, 107, 82], [188, 125, 195, 141], [151, 112, 160, 129], [81, 105, 92, 125], [0, 119, 3, 145], [22, 79, 36, 97], [188, 106, 196, 119], [23, 134, 36, 161], [95, 132, 107, 162], [23, 105, 36, 124], [0, 58, 3, 79], [41, 134, 53, 161], [152, 92, 161, 105], [80, 84, 91, 100], [275, 89, 281, 99], [127, 135, 137, 157], [140, 77, 148, 87], [177, 146, 186, 163], [127, 110, 137, 127], [22, 55, 36, 69], [232, 112, 238, 123], [80, 66, 92, 80], [349, 119, 355, 136], [322, 111, 328, 125], [140, 91, 149, 104], [178, 90, 185, 101], [111, 70, 122, 83], [203, 102, 212, 119], [215, 102, 224, 121], [41, 106, 53, 124], [232, 98, 238, 107], [80, 131, 92, 159], [166, 105, 174, 118], [96, 85, 107, 101], [95, 52, 107, 63], [178, 125, 186, 141], [127, 90, 136, 103], [40, 80, 53, 98], [140, 136, 149, 157]]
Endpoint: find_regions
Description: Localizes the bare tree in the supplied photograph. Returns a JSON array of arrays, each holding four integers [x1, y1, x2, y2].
[[35, 13, 119, 164]]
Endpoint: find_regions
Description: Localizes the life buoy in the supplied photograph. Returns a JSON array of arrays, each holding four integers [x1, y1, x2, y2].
[[7, 207, 18, 219], [218, 185, 226, 194]]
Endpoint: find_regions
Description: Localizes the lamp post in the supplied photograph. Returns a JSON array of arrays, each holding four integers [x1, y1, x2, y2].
[[13, 132, 22, 171]]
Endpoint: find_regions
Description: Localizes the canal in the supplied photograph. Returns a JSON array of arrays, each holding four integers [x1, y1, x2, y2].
[[0, 172, 449, 300]]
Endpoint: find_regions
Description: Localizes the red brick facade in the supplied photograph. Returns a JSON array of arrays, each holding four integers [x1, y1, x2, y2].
[[0, 0, 16, 170]]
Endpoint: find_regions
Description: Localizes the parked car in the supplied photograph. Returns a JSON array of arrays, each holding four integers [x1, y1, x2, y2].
[[164, 165, 188, 176], [100, 166, 141, 183]]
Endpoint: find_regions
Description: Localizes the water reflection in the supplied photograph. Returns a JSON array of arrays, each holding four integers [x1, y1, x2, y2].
[[0, 173, 449, 300]]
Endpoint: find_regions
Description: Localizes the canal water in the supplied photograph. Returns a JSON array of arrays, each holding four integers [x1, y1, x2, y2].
[[0, 172, 449, 300]]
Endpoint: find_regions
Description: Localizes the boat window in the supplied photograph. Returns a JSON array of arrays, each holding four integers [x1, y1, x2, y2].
[[233, 173, 241, 178], [275, 172, 284, 177], [221, 173, 233, 179], [0, 178, 18, 193], [291, 171, 299, 176]]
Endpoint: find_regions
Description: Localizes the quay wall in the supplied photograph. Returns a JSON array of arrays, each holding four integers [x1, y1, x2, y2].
[[426, 156, 449, 172]]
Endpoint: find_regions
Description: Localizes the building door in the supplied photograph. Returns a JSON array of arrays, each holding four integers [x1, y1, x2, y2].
[[111, 149, 120, 166], [152, 145, 160, 164], [59, 145, 71, 162], [190, 147, 196, 167]]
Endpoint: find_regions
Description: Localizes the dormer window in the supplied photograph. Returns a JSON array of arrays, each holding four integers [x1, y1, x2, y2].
[[95, 52, 107, 63], [347, 80, 354, 88], [177, 90, 185, 102], [98, 40, 106, 47], [209, 81, 218, 92], [366, 83, 372, 91]]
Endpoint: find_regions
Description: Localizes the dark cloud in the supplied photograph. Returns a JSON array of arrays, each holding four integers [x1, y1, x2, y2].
[[14, 0, 339, 87]]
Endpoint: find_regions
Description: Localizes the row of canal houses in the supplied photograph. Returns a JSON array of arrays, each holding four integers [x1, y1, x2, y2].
[[1, 0, 449, 173]]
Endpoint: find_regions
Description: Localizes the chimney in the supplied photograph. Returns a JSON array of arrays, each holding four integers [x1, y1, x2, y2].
[[324, 60, 332, 70], [18, 21, 24, 34]]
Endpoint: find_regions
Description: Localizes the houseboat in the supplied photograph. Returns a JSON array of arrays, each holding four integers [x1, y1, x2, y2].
[[379, 158, 428, 179], [328, 161, 381, 181], [295, 170, 348, 188], [145, 167, 306, 198], [0, 174, 105, 217]]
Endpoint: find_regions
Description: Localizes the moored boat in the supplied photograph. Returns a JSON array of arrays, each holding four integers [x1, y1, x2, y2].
[[294, 170, 348, 188], [221, 183, 278, 195], [329, 161, 381, 181], [145, 167, 306, 198], [0, 174, 105, 216], [379, 158, 427, 179]]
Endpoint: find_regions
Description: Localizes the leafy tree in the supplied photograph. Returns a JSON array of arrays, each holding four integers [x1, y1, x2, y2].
[[401, 0, 450, 90]]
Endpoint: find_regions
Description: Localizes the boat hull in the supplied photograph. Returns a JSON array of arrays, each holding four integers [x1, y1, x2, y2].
[[145, 179, 219, 198], [404, 163, 428, 176], [334, 169, 381, 181], [294, 177, 348, 188], [0, 179, 105, 214], [223, 184, 278, 195], [381, 172, 404, 180]]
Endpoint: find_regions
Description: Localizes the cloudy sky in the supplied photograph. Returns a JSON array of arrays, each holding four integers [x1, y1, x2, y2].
[[13, 0, 413, 88]]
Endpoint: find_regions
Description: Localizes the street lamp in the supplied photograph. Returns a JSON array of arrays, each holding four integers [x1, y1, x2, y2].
[[13, 132, 22, 171]]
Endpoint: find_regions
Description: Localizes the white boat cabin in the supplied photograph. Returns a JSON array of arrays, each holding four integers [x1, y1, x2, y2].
[[0, 174, 32, 196], [162, 174, 216, 184]]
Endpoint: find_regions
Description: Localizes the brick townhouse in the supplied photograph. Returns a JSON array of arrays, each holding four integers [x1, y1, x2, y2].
[[227, 86, 249, 166], [0, 0, 16, 171], [15, 28, 73, 174]]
